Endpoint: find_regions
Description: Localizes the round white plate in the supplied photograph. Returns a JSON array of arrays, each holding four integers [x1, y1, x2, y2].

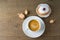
[[22, 16, 45, 38]]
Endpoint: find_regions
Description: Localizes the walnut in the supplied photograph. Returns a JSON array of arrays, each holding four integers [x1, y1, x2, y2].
[[24, 9, 28, 15], [49, 19, 55, 24], [18, 13, 25, 19]]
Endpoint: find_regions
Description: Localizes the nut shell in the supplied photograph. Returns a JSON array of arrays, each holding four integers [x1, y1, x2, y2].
[[18, 13, 25, 19], [24, 9, 28, 15]]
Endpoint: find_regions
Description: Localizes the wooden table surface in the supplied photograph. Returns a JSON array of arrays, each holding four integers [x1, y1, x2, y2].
[[0, 0, 60, 40]]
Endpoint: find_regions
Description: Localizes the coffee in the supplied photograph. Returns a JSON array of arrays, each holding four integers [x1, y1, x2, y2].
[[28, 20, 40, 31]]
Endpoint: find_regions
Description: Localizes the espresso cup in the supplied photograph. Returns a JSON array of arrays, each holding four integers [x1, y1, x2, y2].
[[27, 19, 41, 32]]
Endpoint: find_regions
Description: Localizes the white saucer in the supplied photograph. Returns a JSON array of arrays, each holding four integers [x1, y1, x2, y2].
[[22, 16, 45, 38]]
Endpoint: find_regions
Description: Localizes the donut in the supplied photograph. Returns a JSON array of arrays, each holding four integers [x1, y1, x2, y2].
[[36, 4, 51, 17]]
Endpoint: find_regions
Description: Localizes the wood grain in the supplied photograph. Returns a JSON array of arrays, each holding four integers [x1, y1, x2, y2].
[[0, 0, 60, 40]]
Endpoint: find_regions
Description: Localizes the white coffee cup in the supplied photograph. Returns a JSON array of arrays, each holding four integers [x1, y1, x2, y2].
[[27, 19, 41, 32], [22, 16, 45, 38]]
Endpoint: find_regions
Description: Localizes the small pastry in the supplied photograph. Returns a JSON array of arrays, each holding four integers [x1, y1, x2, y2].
[[36, 3, 51, 18], [18, 13, 25, 19]]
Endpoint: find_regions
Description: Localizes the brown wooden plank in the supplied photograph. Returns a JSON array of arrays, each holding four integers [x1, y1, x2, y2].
[[0, 0, 60, 40]]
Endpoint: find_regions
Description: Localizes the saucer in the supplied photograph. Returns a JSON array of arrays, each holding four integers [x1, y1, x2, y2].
[[22, 16, 45, 38]]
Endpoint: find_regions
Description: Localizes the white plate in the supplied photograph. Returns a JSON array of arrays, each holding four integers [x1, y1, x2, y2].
[[22, 16, 45, 38]]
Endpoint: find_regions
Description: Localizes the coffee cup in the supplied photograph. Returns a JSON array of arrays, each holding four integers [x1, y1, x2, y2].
[[27, 19, 41, 32]]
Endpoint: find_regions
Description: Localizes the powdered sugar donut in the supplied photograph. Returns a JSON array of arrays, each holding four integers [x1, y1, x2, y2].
[[36, 4, 51, 18]]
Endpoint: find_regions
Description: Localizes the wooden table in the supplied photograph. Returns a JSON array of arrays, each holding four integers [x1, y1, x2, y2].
[[0, 0, 60, 40]]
